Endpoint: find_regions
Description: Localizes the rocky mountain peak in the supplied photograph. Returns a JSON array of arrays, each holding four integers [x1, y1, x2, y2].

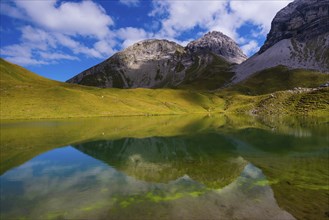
[[259, 0, 329, 53], [186, 31, 247, 64], [117, 39, 184, 62], [67, 30, 246, 88], [125, 39, 183, 53]]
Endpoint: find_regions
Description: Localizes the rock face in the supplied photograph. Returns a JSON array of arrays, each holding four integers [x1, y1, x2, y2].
[[234, 0, 329, 83], [259, 0, 329, 53], [68, 40, 188, 88], [187, 31, 247, 64], [67, 31, 246, 88]]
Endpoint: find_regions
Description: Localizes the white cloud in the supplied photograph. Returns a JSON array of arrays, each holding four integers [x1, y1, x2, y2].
[[119, 0, 140, 7], [13, 0, 113, 39], [241, 40, 260, 56], [0, 1, 117, 65], [93, 39, 117, 56], [229, 1, 293, 34], [39, 52, 79, 61], [0, 0, 293, 66], [0, 2, 27, 20], [117, 27, 154, 48], [0, 25, 112, 65], [0, 44, 49, 65], [150, 1, 229, 38], [21, 26, 57, 50], [149, 0, 293, 43]]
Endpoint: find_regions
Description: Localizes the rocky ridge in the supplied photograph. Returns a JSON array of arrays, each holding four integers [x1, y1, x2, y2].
[[234, 0, 329, 83], [67, 31, 246, 88]]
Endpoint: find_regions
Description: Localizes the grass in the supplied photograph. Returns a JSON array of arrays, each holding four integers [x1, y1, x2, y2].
[[0, 58, 328, 120], [221, 87, 329, 119], [0, 59, 225, 120], [230, 66, 329, 95], [1, 58, 328, 220]]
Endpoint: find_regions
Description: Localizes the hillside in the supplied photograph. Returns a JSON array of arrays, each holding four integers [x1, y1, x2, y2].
[[0, 58, 226, 120], [1, 58, 328, 120], [230, 66, 329, 95]]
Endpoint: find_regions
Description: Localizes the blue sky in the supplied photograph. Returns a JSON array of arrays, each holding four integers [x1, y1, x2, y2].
[[0, 0, 293, 82]]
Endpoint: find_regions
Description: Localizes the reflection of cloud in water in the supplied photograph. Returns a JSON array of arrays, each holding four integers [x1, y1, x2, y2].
[[215, 164, 294, 219], [0, 147, 295, 220]]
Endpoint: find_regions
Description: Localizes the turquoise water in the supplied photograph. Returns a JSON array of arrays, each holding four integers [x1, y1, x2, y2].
[[0, 116, 328, 220]]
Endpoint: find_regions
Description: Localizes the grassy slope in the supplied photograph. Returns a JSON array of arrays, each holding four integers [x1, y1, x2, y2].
[[0, 59, 225, 119], [222, 66, 329, 118], [220, 87, 329, 118], [230, 66, 329, 95], [1, 59, 328, 120]]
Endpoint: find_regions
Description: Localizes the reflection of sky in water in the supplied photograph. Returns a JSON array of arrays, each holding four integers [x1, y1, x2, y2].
[[1, 146, 295, 220]]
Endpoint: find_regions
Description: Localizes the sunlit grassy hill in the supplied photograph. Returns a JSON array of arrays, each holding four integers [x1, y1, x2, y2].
[[0, 58, 328, 120], [0, 59, 225, 119]]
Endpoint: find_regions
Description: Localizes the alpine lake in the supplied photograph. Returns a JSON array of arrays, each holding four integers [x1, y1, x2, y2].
[[1, 114, 328, 220]]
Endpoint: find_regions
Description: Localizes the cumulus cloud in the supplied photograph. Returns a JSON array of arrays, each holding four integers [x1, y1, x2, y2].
[[241, 40, 260, 56], [149, 0, 292, 55], [229, 1, 293, 34], [39, 52, 79, 61], [0, 44, 49, 65], [0, 0, 293, 65], [0, 0, 117, 65], [117, 27, 154, 48], [12, 0, 113, 38], [119, 0, 140, 7], [0, 2, 26, 20], [150, 1, 228, 38]]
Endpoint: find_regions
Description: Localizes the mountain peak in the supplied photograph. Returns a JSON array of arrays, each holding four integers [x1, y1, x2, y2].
[[204, 31, 229, 38], [186, 31, 247, 64], [67, 29, 247, 88], [123, 39, 183, 54], [127, 39, 178, 48]]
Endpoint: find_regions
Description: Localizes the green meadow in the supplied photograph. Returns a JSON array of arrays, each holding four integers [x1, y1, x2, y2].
[[1, 58, 328, 120]]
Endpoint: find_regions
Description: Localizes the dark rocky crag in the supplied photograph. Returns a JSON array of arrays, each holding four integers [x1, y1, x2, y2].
[[259, 0, 329, 53], [234, 0, 329, 82]]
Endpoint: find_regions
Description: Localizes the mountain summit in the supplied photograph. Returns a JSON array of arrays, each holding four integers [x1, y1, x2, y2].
[[67, 32, 246, 88], [234, 0, 329, 82], [186, 31, 247, 64]]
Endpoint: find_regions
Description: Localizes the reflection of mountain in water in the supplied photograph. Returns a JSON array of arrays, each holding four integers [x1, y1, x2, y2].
[[74, 133, 247, 188], [104, 163, 295, 220], [1, 116, 328, 220], [73, 129, 329, 220], [0, 145, 295, 220]]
